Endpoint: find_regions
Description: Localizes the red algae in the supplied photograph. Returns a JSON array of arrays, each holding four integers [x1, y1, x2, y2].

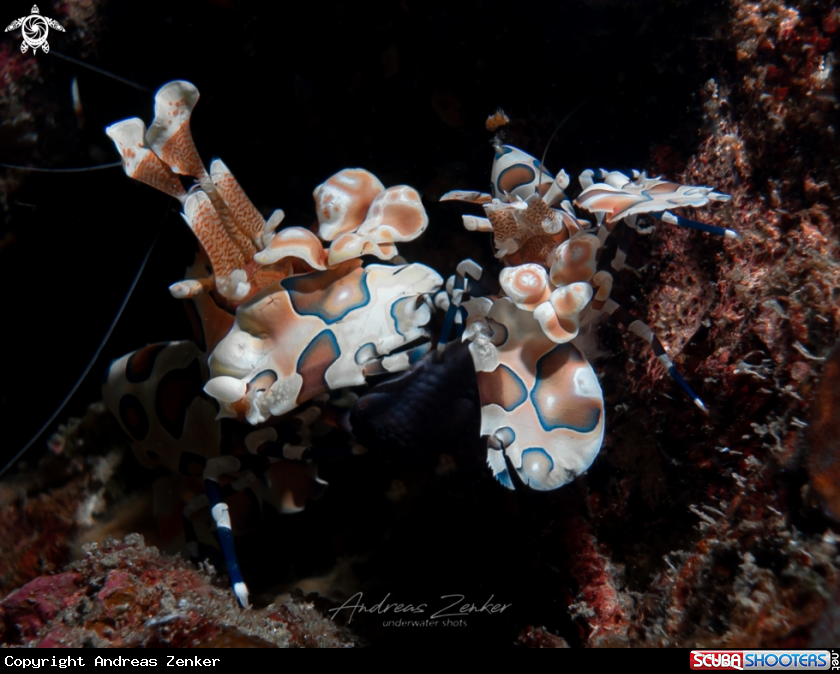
[[561, 0, 840, 647], [0, 535, 355, 648]]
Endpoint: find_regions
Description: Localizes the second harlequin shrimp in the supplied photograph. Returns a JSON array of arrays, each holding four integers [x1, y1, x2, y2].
[[440, 142, 733, 491]]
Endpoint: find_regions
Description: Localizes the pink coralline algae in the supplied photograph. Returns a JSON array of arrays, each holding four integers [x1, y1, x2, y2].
[[0, 405, 127, 599], [558, 0, 840, 648], [0, 535, 355, 648]]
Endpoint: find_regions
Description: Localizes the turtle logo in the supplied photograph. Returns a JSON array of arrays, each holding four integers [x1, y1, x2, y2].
[[5, 5, 65, 54]]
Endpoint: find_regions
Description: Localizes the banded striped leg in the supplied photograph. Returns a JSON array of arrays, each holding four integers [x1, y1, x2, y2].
[[204, 481, 249, 608], [437, 259, 484, 349], [603, 211, 737, 264], [576, 270, 614, 329], [593, 215, 647, 277], [576, 272, 707, 413], [606, 216, 650, 276], [200, 440, 337, 609], [202, 455, 268, 608], [196, 453, 286, 608], [651, 211, 739, 239], [181, 472, 258, 565], [602, 299, 707, 413]]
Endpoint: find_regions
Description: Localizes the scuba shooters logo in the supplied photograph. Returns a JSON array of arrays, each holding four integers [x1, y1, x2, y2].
[[690, 650, 834, 671]]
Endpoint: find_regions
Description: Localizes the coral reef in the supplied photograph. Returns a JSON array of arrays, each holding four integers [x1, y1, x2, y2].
[[561, 0, 840, 647], [0, 535, 354, 647], [0, 406, 363, 648], [0, 405, 128, 598]]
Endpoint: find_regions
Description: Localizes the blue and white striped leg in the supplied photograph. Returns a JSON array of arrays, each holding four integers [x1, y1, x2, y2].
[[204, 455, 252, 608], [437, 259, 484, 349], [602, 299, 708, 413], [182, 476, 258, 566], [652, 211, 739, 239]]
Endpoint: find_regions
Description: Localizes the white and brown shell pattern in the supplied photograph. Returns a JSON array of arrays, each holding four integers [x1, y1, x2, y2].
[[462, 295, 604, 491], [105, 80, 442, 432], [102, 79, 443, 608], [444, 143, 731, 491], [442, 146, 605, 491], [205, 258, 442, 425]]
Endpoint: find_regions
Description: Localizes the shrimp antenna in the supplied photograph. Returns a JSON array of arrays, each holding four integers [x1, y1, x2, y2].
[[538, 98, 589, 189], [0, 59, 157, 475], [0, 204, 167, 479], [51, 50, 153, 93], [0, 161, 123, 172], [1, 54, 152, 172]]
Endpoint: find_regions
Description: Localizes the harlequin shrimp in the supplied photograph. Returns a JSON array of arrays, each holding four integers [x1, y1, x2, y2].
[[102, 81, 442, 607], [101, 79, 734, 609], [439, 143, 734, 491]]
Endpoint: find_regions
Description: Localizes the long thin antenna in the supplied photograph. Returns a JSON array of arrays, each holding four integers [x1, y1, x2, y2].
[[0, 161, 123, 172], [51, 50, 153, 93], [1, 53, 149, 172], [0, 203, 168, 479], [538, 98, 590, 188]]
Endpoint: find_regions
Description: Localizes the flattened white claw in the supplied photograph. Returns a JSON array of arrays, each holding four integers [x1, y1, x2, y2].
[[576, 169, 732, 224], [462, 215, 493, 232], [255, 226, 328, 270], [440, 190, 493, 204], [169, 279, 204, 299], [549, 234, 600, 287], [105, 118, 147, 176], [314, 168, 385, 241], [106, 118, 186, 198], [533, 282, 593, 344], [327, 232, 369, 266], [145, 81, 204, 178], [205, 376, 247, 403], [499, 263, 550, 312], [356, 185, 429, 241]]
